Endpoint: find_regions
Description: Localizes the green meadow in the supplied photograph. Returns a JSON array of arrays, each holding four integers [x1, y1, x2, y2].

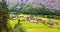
[[9, 14, 60, 32]]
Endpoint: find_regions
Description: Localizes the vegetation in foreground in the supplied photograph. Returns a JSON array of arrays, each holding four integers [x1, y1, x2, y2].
[[0, 0, 11, 32]]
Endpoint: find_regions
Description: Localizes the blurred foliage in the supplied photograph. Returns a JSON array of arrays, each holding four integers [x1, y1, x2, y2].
[[0, 0, 12, 32], [8, 3, 60, 19], [14, 22, 26, 32], [19, 4, 60, 16]]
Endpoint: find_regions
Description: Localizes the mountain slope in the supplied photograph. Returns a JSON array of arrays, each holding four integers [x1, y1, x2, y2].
[[5, 0, 60, 10]]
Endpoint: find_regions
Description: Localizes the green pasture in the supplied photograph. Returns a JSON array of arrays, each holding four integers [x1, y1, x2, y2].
[[9, 14, 60, 32]]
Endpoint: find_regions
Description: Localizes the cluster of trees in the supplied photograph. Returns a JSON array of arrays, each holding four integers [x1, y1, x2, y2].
[[19, 4, 60, 16], [8, 3, 60, 19], [17, 4, 60, 19]]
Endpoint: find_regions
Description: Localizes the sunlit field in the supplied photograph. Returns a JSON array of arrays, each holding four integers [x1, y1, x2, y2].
[[9, 14, 60, 32]]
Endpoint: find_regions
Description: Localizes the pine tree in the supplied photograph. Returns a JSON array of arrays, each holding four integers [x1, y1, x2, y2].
[[0, 0, 9, 32]]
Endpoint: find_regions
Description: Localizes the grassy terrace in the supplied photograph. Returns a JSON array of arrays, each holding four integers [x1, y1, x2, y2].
[[9, 14, 60, 32]]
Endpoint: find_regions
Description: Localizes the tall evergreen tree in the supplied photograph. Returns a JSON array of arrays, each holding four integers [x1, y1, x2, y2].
[[0, 0, 9, 32]]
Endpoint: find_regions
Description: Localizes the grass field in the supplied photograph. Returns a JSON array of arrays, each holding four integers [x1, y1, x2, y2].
[[9, 14, 60, 32]]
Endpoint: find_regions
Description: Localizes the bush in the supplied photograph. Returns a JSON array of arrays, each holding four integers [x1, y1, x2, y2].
[[14, 23, 26, 32]]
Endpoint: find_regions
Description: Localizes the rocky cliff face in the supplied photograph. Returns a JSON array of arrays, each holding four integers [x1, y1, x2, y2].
[[40, 0, 60, 10], [4, 0, 60, 10]]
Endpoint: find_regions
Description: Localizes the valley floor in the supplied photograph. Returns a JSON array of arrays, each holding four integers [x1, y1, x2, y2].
[[9, 14, 60, 32]]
